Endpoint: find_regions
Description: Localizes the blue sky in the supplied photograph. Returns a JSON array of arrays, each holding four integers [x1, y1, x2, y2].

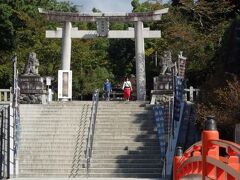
[[62, 0, 169, 12]]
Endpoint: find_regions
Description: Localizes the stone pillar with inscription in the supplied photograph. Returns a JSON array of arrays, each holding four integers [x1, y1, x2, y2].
[[135, 21, 146, 101], [19, 52, 47, 104]]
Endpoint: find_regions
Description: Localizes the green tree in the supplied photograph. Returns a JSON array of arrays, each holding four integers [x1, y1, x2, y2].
[[108, 39, 135, 80], [0, 4, 15, 50]]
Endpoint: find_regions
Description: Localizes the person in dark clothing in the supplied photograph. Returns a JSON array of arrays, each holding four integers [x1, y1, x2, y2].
[[103, 79, 112, 101]]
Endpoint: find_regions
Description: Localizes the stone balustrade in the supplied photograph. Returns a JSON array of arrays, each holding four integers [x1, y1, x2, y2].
[[0, 88, 12, 104], [184, 86, 200, 102]]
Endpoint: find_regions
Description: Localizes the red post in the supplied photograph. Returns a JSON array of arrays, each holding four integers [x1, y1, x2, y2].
[[202, 116, 219, 180], [174, 146, 183, 180]]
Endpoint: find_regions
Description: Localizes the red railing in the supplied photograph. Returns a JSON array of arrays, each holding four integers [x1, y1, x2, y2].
[[174, 116, 240, 180]]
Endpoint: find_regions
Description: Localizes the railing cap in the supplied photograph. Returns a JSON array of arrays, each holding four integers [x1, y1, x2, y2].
[[205, 115, 217, 130], [176, 146, 183, 156]]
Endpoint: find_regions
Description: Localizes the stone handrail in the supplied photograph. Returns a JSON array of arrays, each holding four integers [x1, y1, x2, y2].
[[0, 89, 12, 104], [85, 89, 99, 176], [184, 86, 200, 102]]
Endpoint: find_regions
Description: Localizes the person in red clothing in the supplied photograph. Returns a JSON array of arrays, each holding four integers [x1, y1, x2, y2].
[[122, 77, 132, 101]]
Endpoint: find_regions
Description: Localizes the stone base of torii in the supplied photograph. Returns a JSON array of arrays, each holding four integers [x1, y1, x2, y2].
[[39, 8, 168, 101]]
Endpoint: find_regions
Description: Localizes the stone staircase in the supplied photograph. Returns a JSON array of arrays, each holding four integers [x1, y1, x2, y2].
[[16, 101, 163, 179], [18, 101, 92, 178], [89, 101, 163, 178]]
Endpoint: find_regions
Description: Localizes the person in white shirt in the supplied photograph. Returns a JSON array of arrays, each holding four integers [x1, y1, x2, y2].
[[122, 77, 132, 101]]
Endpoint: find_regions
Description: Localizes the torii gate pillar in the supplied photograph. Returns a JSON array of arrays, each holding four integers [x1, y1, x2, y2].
[[62, 21, 72, 70], [135, 21, 146, 100]]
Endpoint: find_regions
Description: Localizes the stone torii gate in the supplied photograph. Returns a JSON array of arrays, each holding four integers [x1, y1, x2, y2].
[[39, 8, 168, 101]]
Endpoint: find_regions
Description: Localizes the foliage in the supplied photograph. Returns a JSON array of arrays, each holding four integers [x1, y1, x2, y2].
[[197, 80, 240, 139]]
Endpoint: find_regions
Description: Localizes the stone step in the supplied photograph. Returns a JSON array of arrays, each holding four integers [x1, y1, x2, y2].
[[20, 162, 162, 169], [90, 162, 162, 168], [21, 125, 87, 128], [93, 141, 159, 147], [19, 159, 85, 165], [95, 119, 154, 123], [19, 158, 162, 164], [20, 130, 156, 136], [97, 105, 148, 107], [19, 168, 82, 174], [19, 147, 85, 152], [96, 114, 153, 117], [21, 116, 89, 119], [20, 107, 91, 111], [19, 153, 161, 160], [19, 105, 146, 110], [94, 127, 157, 131], [17, 172, 161, 178], [21, 132, 85, 137], [21, 114, 91, 117], [94, 132, 157, 136], [89, 168, 161, 174], [20, 139, 157, 145], [20, 106, 90, 109], [92, 149, 161, 155], [20, 144, 159, 151], [96, 118, 154, 122], [91, 158, 163, 164], [98, 102, 147, 105], [20, 126, 86, 130], [20, 122, 85, 125], [19, 139, 84, 144], [20, 128, 80, 132], [94, 129, 157, 133], [20, 135, 158, 141], [86, 172, 162, 178], [19, 154, 78, 160], [97, 107, 149, 109], [20, 119, 90, 122], [93, 135, 158, 140], [95, 123, 155, 128], [20, 108, 91, 111], [95, 124, 155, 128], [93, 145, 160, 151], [97, 111, 151, 114], [93, 138, 158, 143], [91, 154, 161, 159], [19, 149, 79, 155], [13, 178, 161, 180], [20, 103, 92, 107], [20, 112, 90, 116], [19, 147, 159, 153], [14, 178, 163, 180], [20, 123, 89, 128], [19, 167, 161, 174]]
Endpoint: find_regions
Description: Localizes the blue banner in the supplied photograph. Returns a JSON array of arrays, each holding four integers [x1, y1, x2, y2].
[[174, 76, 183, 121], [153, 105, 166, 158]]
